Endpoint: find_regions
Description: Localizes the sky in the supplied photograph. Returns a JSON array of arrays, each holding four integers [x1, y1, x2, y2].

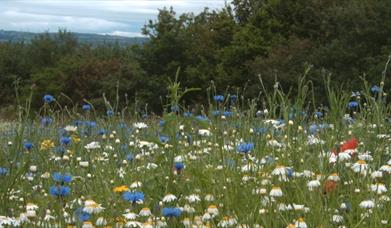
[[0, 0, 227, 37]]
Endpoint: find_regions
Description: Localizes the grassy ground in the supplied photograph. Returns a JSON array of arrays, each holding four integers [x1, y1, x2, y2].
[[0, 77, 390, 227]]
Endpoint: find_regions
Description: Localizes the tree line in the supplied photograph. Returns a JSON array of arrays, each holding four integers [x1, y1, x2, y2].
[[0, 0, 390, 115]]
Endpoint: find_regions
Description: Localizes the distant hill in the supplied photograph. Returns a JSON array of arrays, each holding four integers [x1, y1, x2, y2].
[[0, 30, 148, 46]]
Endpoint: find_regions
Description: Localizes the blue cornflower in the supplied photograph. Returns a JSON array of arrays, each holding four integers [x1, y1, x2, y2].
[[223, 111, 233, 117], [75, 208, 91, 222], [60, 136, 71, 146], [309, 124, 318, 135], [196, 115, 209, 122], [85, 121, 96, 128], [98, 129, 106, 135], [160, 135, 169, 143], [212, 110, 221, 116], [24, 141, 33, 150], [41, 117, 53, 126], [52, 172, 72, 183], [126, 153, 134, 161], [371, 85, 381, 94], [348, 101, 359, 109], [159, 120, 166, 127], [106, 109, 114, 117], [49, 186, 71, 197], [213, 95, 224, 103], [237, 142, 254, 153], [43, 94, 55, 103], [162, 207, 182, 217], [82, 104, 91, 111], [286, 168, 294, 177], [122, 191, 144, 203], [230, 95, 238, 103], [0, 167, 9, 176], [74, 120, 83, 126], [174, 162, 184, 171], [184, 112, 192, 117], [314, 111, 323, 118]]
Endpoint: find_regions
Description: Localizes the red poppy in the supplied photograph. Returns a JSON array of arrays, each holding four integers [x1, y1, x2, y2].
[[340, 137, 359, 152]]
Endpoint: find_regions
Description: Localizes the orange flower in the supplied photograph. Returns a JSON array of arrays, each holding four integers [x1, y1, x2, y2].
[[113, 185, 129, 193], [323, 180, 337, 194]]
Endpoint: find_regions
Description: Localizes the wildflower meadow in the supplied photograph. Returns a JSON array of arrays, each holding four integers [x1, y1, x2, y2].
[[1, 70, 391, 227]]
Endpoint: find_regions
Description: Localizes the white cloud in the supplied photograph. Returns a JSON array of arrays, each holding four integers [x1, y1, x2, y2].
[[100, 31, 147, 37], [0, 0, 226, 35]]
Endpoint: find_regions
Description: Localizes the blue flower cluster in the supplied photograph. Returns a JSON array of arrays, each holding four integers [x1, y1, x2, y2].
[[52, 172, 73, 183], [50, 172, 72, 197], [236, 142, 254, 153], [122, 191, 145, 203], [213, 95, 224, 103], [162, 207, 182, 217], [0, 167, 9, 176], [49, 186, 71, 197]]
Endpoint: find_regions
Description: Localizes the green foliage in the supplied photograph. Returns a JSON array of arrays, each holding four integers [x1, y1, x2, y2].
[[0, 0, 390, 115]]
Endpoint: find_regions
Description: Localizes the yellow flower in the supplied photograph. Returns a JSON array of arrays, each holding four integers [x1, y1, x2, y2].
[[71, 134, 81, 143], [40, 139, 54, 150], [113, 185, 129, 193]]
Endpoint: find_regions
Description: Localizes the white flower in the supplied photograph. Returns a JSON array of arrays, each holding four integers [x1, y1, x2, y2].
[[123, 212, 138, 220], [358, 153, 373, 161], [145, 163, 158, 170], [294, 218, 307, 228], [371, 171, 383, 179], [198, 129, 211, 136], [64, 125, 78, 132], [84, 141, 101, 150], [267, 140, 284, 148], [125, 221, 142, 227], [269, 186, 283, 197], [204, 194, 215, 202], [271, 165, 291, 181], [183, 204, 195, 213], [186, 194, 201, 203], [162, 194, 177, 203], [359, 200, 375, 209], [218, 216, 237, 227], [379, 165, 391, 173], [29, 166, 37, 172], [332, 215, 344, 223], [253, 188, 267, 195], [338, 152, 351, 161], [307, 135, 325, 145], [26, 203, 39, 211], [139, 208, 152, 217], [307, 180, 321, 191], [79, 161, 89, 167], [25, 210, 36, 218], [130, 181, 142, 189], [133, 122, 148, 129], [207, 205, 219, 217], [327, 173, 340, 182], [351, 160, 369, 175], [83, 200, 105, 214], [371, 183, 387, 194], [202, 212, 212, 221], [96, 217, 107, 226], [174, 155, 184, 163]]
